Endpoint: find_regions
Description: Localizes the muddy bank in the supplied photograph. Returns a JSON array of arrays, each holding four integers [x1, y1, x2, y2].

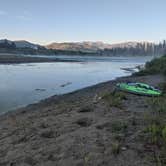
[[0, 54, 79, 64], [0, 74, 165, 166]]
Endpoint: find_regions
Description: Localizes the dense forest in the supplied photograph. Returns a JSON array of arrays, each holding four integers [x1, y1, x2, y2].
[[101, 41, 166, 56]]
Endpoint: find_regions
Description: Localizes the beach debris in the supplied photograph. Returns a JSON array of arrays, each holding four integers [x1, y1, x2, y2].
[[35, 88, 46, 92], [60, 82, 72, 87], [120, 67, 138, 73], [93, 94, 102, 103]]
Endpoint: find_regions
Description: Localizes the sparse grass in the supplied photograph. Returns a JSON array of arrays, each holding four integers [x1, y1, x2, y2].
[[102, 91, 126, 108], [144, 94, 166, 165], [84, 153, 91, 166], [111, 121, 128, 133], [145, 124, 162, 144], [150, 97, 166, 113], [111, 142, 121, 155], [113, 133, 125, 142], [107, 120, 128, 156], [158, 82, 166, 93]]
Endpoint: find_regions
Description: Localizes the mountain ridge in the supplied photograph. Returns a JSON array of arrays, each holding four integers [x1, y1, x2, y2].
[[46, 41, 154, 52], [0, 39, 40, 49], [0, 39, 154, 51], [0, 39, 164, 56]]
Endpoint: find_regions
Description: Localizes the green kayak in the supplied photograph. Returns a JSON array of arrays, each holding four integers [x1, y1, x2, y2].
[[116, 82, 162, 96]]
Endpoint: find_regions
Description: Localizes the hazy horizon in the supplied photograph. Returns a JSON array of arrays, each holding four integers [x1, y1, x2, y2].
[[1, 38, 162, 46], [1, 0, 166, 44]]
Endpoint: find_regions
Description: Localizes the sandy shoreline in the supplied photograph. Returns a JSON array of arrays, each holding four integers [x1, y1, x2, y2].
[[0, 74, 165, 166]]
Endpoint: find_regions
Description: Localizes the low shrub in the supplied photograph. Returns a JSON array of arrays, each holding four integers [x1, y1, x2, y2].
[[102, 91, 126, 108], [135, 54, 166, 76]]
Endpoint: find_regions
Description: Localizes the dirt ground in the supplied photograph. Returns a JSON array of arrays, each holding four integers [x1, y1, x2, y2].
[[0, 74, 165, 166]]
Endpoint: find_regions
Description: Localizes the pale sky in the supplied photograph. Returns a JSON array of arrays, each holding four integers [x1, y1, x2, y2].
[[0, 0, 166, 44]]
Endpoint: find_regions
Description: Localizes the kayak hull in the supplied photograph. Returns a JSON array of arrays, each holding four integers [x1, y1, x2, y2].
[[116, 82, 162, 97]]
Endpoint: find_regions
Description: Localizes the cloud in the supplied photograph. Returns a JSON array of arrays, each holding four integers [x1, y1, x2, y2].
[[0, 10, 7, 16], [16, 10, 32, 21], [0, 9, 31, 21], [16, 15, 31, 21]]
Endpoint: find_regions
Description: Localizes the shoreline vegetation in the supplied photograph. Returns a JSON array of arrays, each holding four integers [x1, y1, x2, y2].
[[0, 55, 166, 165]]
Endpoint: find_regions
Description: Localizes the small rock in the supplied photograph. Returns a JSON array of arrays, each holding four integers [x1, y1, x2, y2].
[[93, 94, 101, 103], [78, 106, 93, 113], [75, 117, 93, 127], [121, 147, 127, 151], [40, 130, 54, 138]]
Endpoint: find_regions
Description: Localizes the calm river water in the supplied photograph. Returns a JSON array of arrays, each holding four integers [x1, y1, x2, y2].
[[0, 55, 153, 113]]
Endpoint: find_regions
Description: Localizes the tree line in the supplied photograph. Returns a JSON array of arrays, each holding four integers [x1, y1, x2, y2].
[[100, 41, 166, 56]]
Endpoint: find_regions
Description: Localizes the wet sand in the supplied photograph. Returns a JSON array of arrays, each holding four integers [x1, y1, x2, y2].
[[0, 74, 165, 166]]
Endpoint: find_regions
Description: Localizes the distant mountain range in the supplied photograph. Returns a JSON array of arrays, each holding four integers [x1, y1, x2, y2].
[[46, 41, 165, 56], [0, 39, 152, 51], [46, 41, 150, 52], [0, 39, 165, 56]]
